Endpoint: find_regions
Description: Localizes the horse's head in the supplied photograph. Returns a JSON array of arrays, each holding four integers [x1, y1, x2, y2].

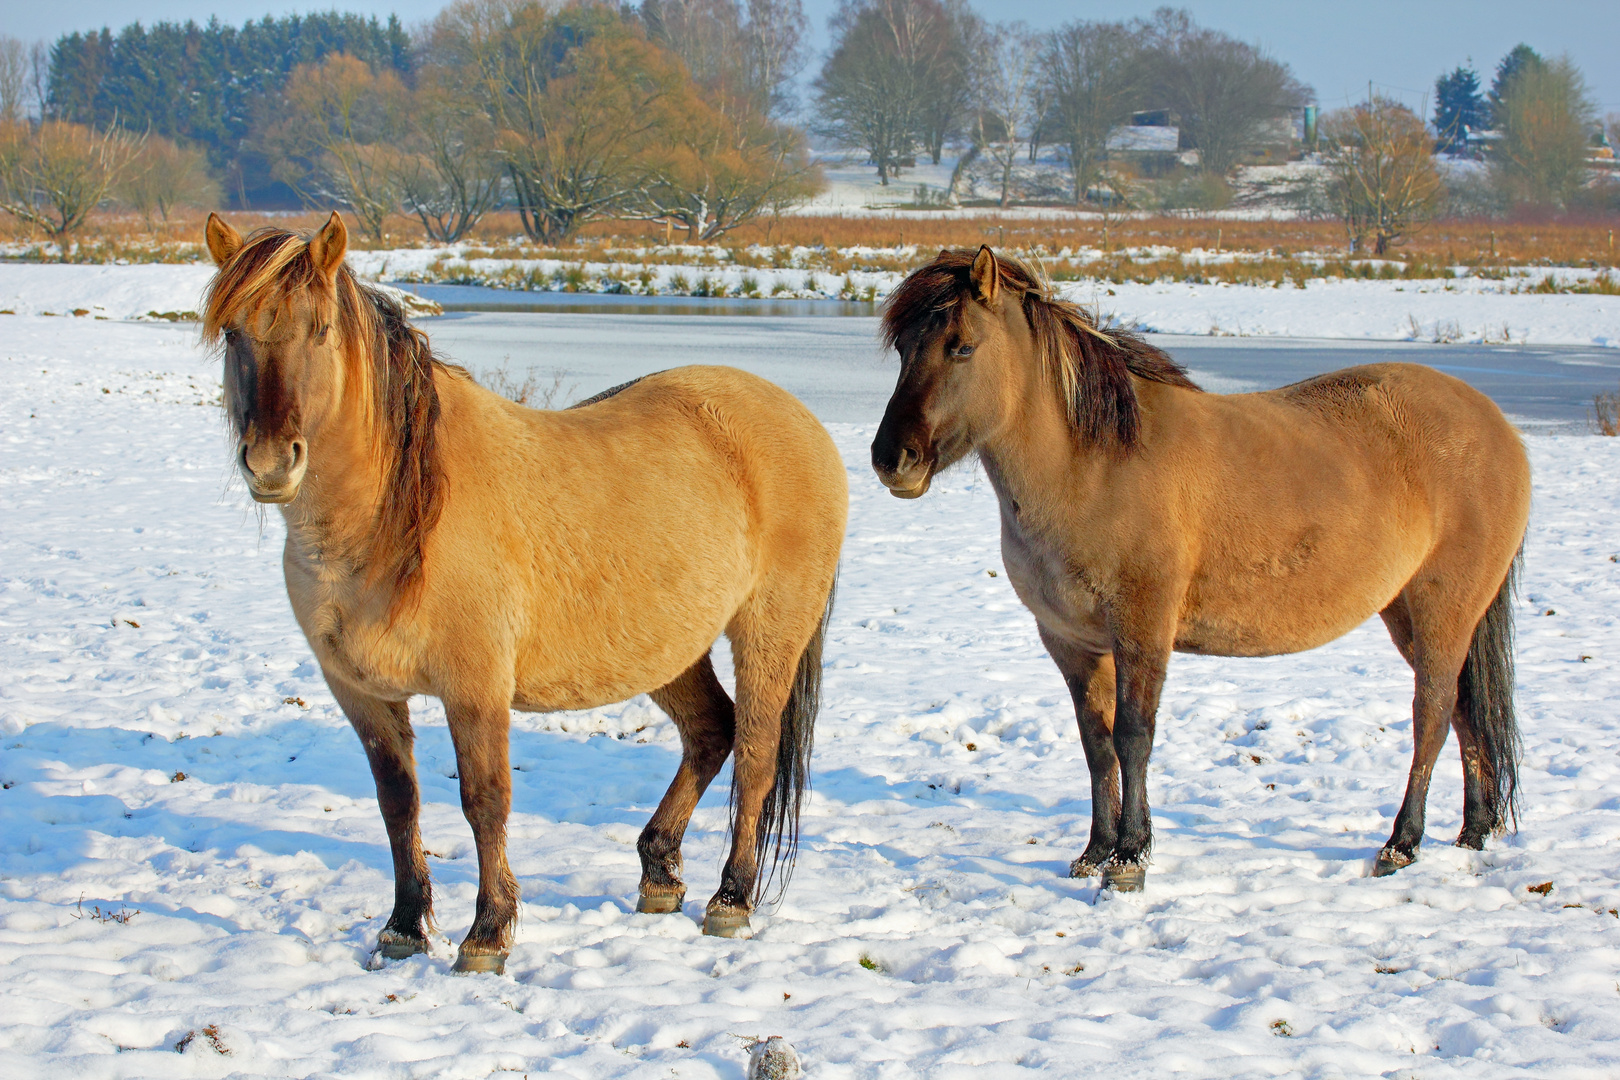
[[203, 212, 357, 504], [871, 246, 1035, 498], [873, 247, 1197, 498]]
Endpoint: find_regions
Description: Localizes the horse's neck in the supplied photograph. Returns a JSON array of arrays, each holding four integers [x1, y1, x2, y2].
[[978, 379, 1101, 516]]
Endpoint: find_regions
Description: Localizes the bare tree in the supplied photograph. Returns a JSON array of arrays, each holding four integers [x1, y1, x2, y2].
[[1495, 55, 1596, 210], [394, 71, 503, 243], [1041, 19, 1145, 205], [117, 135, 222, 228], [743, 0, 810, 118], [814, 0, 956, 185], [1138, 8, 1308, 176], [1322, 96, 1441, 256], [971, 22, 1038, 208], [913, 0, 981, 165], [632, 95, 821, 239], [643, 0, 807, 118], [0, 36, 33, 124], [454, 3, 685, 244], [260, 54, 410, 242], [644, 0, 746, 91], [0, 121, 142, 237]]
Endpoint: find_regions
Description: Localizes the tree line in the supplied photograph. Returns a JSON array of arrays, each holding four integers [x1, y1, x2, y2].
[[0, 0, 1614, 246], [0, 1, 818, 242]]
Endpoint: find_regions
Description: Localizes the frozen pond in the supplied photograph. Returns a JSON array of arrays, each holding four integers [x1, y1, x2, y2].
[[419, 309, 1620, 429]]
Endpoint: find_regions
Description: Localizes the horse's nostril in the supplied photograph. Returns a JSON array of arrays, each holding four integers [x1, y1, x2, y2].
[[290, 440, 306, 469], [897, 446, 918, 471]]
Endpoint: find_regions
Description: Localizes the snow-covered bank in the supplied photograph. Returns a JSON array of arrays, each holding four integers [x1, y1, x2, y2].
[[0, 264, 440, 322], [4, 261, 1619, 348], [2, 314, 1619, 1078]]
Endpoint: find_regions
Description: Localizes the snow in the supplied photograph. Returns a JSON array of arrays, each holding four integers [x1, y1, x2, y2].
[[5, 261, 1620, 349], [4, 292, 1620, 1078]]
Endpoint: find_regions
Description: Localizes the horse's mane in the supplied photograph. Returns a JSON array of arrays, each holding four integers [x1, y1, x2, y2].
[[881, 248, 1200, 449], [202, 227, 445, 599]]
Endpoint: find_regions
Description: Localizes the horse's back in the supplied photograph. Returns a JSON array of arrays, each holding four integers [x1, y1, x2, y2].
[[1271, 362, 1528, 514]]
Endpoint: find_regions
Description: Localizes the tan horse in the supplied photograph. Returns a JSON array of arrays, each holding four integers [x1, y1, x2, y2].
[[202, 212, 846, 972], [872, 247, 1529, 890]]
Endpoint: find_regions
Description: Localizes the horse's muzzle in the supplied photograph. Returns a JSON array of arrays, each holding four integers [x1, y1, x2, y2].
[[871, 439, 934, 499], [240, 437, 307, 503]]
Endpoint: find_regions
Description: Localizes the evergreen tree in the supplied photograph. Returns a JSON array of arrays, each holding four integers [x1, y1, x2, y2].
[[45, 12, 412, 207], [1489, 43, 1541, 127], [1433, 64, 1485, 152]]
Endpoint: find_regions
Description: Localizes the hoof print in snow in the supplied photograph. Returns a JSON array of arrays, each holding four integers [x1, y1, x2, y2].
[[747, 1036, 801, 1080]]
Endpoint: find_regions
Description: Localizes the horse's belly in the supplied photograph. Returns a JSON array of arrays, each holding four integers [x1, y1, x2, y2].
[[1176, 541, 1422, 656]]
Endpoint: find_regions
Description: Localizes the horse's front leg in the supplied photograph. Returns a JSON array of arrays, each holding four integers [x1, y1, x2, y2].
[[640, 655, 736, 914], [1106, 637, 1171, 892], [1039, 629, 1119, 878], [327, 676, 433, 961], [444, 696, 519, 974]]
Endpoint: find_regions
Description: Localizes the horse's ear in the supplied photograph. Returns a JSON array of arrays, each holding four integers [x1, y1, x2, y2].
[[309, 211, 348, 281], [970, 244, 1000, 307], [205, 213, 243, 267]]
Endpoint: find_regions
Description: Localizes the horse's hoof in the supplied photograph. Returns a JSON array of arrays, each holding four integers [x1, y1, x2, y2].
[[1372, 848, 1414, 877], [452, 946, 508, 975], [703, 908, 751, 938], [1101, 863, 1146, 892], [1069, 857, 1102, 879], [1454, 833, 1487, 852], [636, 887, 686, 915], [376, 929, 428, 961]]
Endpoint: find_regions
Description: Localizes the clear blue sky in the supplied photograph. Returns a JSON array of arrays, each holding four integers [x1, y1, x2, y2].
[[3, 0, 1617, 114]]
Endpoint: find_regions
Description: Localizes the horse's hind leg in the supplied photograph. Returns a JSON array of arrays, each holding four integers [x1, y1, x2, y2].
[[1374, 592, 1470, 876], [1039, 630, 1119, 878], [638, 654, 736, 914], [703, 587, 828, 938], [444, 695, 519, 974], [328, 678, 432, 960]]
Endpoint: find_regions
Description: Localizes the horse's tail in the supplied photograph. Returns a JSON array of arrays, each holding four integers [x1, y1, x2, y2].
[[1458, 545, 1523, 833], [754, 572, 836, 902]]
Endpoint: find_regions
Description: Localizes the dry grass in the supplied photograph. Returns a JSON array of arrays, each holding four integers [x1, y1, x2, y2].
[[480, 364, 577, 409], [1594, 384, 1620, 435], [7, 207, 1620, 277]]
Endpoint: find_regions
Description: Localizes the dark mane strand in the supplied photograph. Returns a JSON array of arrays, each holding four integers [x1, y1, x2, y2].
[[363, 283, 446, 600], [881, 248, 1199, 449]]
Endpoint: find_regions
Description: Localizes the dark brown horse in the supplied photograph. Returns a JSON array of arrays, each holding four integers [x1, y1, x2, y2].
[[872, 247, 1529, 889], [202, 212, 847, 971]]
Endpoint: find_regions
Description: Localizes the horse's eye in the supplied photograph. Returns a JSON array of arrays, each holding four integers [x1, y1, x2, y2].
[[951, 343, 976, 360], [314, 325, 330, 343]]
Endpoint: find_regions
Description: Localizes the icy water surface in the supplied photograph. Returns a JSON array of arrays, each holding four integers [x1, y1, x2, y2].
[[417, 309, 1620, 429]]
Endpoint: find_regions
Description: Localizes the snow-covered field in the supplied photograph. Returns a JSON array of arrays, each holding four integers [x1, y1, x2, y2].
[[3, 297, 1620, 1078], [3, 262, 1620, 350]]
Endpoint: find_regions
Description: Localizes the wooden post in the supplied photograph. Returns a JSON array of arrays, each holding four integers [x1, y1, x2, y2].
[[1490, 230, 1496, 259], [664, 219, 672, 246], [1216, 227, 1222, 254]]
